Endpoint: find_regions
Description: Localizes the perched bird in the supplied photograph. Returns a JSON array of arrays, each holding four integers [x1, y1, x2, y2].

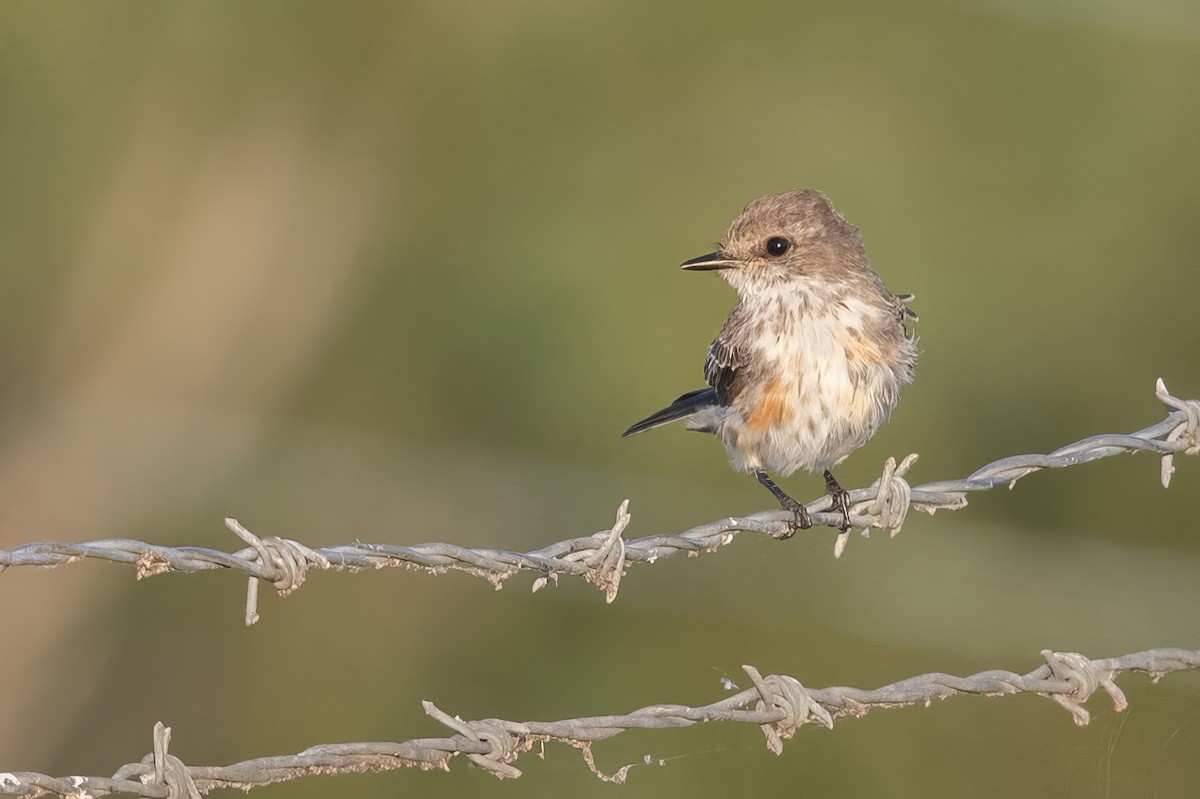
[[623, 189, 917, 534]]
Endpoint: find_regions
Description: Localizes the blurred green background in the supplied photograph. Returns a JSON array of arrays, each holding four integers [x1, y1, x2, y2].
[[1, 2, 1198, 796]]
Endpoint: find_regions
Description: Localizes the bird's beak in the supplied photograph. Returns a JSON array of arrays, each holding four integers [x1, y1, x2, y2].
[[680, 251, 738, 271]]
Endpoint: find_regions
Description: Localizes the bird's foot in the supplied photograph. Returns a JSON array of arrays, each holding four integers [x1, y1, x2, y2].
[[756, 471, 812, 539], [823, 470, 852, 533], [775, 496, 813, 539]]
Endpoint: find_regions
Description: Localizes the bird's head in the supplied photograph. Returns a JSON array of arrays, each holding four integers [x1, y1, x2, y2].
[[680, 189, 871, 300]]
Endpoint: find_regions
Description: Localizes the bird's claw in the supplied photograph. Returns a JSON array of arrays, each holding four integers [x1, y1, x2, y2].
[[827, 488, 851, 534], [773, 498, 812, 540], [822, 469, 852, 533]]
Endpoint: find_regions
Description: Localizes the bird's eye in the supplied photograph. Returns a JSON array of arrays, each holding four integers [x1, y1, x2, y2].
[[766, 236, 791, 256]]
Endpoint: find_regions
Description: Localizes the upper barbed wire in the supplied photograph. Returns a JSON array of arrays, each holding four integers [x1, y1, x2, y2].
[[1, 379, 1196, 624]]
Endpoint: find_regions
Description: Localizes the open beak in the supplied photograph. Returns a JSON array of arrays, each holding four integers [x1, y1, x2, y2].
[[680, 251, 738, 271]]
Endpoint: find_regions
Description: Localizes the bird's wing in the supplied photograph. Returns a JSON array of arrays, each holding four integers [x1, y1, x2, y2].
[[703, 327, 748, 407], [622, 308, 748, 437]]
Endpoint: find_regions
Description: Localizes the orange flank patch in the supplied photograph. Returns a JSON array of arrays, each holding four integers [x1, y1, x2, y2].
[[843, 328, 886, 365], [746, 378, 792, 431]]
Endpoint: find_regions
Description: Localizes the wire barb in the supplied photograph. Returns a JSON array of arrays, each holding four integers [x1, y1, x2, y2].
[[148, 723, 199, 799], [1038, 650, 1127, 726], [581, 499, 630, 602], [837, 453, 919, 557], [224, 518, 330, 625], [422, 702, 526, 779], [743, 665, 833, 754], [1156, 378, 1200, 488]]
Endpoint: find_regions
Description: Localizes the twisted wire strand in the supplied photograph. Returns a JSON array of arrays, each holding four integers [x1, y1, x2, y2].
[[1, 380, 1196, 623], [1, 647, 1195, 796]]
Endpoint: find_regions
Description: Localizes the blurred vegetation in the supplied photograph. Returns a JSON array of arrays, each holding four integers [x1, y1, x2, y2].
[[0, 2, 1197, 797]]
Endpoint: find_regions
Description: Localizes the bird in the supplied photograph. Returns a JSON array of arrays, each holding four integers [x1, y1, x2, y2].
[[623, 189, 917, 535]]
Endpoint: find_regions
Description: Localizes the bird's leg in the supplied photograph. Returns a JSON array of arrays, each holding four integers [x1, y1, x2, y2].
[[755, 471, 811, 538], [823, 469, 852, 533]]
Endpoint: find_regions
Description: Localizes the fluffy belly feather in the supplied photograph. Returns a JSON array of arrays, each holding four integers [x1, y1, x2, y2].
[[716, 307, 905, 476]]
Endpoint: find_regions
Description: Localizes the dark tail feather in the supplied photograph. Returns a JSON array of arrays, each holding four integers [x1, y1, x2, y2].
[[622, 388, 717, 437]]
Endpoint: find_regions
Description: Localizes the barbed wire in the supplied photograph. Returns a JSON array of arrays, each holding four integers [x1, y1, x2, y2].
[[1, 379, 1197, 624], [2, 646, 1195, 797]]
